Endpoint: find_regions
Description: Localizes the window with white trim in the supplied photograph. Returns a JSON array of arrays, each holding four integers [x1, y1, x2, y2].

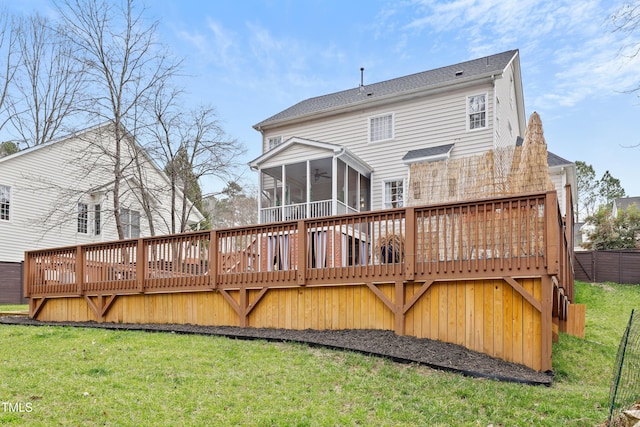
[[94, 204, 101, 236], [77, 203, 88, 234], [120, 208, 140, 238], [0, 185, 10, 221], [369, 113, 393, 142], [268, 136, 282, 150], [384, 180, 404, 209], [467, 94, 487, 130]]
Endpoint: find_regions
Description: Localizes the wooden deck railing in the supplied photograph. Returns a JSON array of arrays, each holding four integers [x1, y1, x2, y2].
[[25, 191, 573, 299]]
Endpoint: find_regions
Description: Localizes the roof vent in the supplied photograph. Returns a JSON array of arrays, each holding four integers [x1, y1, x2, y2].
[[360, 67, 365, 91], [455, 70, 464, 76]]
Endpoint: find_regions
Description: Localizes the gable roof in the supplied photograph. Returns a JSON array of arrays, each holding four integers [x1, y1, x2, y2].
[[614, 197, 640, 211], [0, 122, 205, 222], [248, 136, 373, 176], [249, 137, 345, 169], [0, 121, 113, 165], [254, 50, 519, 130], [547, 151, 572, 167]]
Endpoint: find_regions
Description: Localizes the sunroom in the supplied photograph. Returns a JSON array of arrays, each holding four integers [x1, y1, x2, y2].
[[249, 138, 373, 223]]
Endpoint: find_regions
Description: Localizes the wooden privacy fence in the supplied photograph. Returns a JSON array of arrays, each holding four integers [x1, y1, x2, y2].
[[0, 261, 25, 304], [24, 190, 576, 372], [575, 250, 640, 285]]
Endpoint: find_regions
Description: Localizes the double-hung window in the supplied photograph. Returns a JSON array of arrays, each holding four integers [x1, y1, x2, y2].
[[369, 113, 393, 142], [120, 208, 140, 238], [384, 180, 404, 209], [467, 94, 487, 130], [0, 185, 10, 221], [77, 203, 88, 234]]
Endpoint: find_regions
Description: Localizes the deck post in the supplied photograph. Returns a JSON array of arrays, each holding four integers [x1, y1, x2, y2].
[[395, 280, 405, 335], [540, 275, 553, 371], [404, 207, 415, 281], [76, 245, 84, 295], [239, 288, 248, 327], [297, 220, 307, 286], [545, 191, 559, 276], [136, 238, 145, 293], [209, 230, 218, 289], [23, 251, 30, 298]]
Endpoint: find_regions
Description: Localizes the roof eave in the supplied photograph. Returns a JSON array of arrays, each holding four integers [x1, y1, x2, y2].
[[253, 72, 503, 131]]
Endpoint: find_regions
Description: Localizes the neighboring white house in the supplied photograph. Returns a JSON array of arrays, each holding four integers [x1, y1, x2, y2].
[[612, 196, 640, 217], [249, 49, 575, 223], [0, 122, 205, 265], [545, 149, 577, 217]]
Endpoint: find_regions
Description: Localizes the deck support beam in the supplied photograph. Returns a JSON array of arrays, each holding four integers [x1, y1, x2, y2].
[[29, 297, 47, 319], [84, 294, 119, 323]]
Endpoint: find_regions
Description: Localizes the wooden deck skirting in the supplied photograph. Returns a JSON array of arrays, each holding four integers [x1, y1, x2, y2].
[[24, 190, 577, 372]]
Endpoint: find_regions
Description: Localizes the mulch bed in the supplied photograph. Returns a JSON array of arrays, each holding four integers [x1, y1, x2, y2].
[[0, 315, 553, 386]]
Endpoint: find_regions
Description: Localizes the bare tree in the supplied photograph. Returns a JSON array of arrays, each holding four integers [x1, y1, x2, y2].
[[612, 2, 640, 92], [147, 87, 245, 233], [9, 13, 86, 147], [0, 8, 18, 133], [206, 182, 259, 229], [55, 0, 181, 239]]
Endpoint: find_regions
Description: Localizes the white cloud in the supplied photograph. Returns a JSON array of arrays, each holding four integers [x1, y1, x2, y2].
[[380, 0, 640, 110], [176, 19, 240, 70]]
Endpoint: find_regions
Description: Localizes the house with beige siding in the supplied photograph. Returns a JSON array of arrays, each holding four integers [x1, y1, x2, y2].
[[249, 49, 575, 223], [0, 122, 204, 301]]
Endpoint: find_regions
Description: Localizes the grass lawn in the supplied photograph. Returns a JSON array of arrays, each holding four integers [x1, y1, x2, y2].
[[0, 304, 28, 312], [0, 281, 638, 426]]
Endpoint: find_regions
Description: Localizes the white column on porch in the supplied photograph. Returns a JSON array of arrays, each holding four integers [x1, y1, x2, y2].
[[257, 168, 262, 223], [281, 164, 286, 221], [331, 156, 338, 216], [306, 160, 311, 219]]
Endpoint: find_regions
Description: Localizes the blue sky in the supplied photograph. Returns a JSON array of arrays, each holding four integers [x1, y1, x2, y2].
[[5, 0, 640, 196]]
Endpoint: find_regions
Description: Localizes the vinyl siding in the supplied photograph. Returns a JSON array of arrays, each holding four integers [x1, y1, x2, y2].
[[0, 125, 201, 263], [261, 144, 335, 169], [494, 63, 523, 150], [260, 82, 500, 210], [549, 168, 568, 217]]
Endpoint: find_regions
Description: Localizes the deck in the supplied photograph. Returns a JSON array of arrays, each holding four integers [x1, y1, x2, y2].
[[24, 190, 578, 372]]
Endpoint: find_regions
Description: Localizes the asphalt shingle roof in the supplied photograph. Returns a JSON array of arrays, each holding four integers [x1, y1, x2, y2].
[[547, 151, 572, 167], [254, 50, 519, 129], [615, 197, 640, 211], [402, 144, 454, 162]]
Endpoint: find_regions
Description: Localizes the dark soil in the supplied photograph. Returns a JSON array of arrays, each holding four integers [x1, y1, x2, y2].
[[0, 315, 553, 386]]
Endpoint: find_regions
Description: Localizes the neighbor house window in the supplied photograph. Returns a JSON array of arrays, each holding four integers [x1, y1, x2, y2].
[[94, 204, 101, 236], [384, 180, 404, 209], [77, 203, 88, 234], [268, 136, 282, 150], [369, 113, 393, 142], [467, 94, 487, 130], [120, 208, 140, 238], [0, 185, 10, 221]]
